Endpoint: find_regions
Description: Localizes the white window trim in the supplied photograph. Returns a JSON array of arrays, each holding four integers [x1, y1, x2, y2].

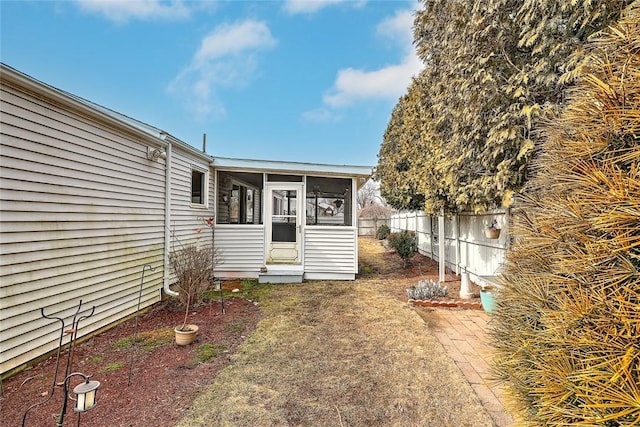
[[190, 165, 209, 208]]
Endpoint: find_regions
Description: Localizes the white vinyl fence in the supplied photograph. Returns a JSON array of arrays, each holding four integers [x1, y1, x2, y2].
[[358, 217, 390, 237], [389, 210, 509, 287]]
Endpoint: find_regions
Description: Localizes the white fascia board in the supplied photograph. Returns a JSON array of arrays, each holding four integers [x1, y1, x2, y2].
[[212, 156, 373, 179]]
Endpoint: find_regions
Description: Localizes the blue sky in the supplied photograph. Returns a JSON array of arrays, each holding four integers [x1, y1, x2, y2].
[[1, 0, 423, 166]]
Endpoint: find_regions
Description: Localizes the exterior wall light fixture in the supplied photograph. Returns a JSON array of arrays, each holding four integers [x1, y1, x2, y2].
[[147, 146, 167, 161]]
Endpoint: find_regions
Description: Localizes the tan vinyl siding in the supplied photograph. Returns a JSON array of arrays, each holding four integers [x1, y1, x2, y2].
[[303, 227, 357, 273], [0, 82, 165, 376], [168, 151, 214, 253], [214, 225, 264, 277]]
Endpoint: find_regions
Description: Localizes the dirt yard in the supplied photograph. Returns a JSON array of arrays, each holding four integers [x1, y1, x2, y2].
[[3, 238, 491, 427]]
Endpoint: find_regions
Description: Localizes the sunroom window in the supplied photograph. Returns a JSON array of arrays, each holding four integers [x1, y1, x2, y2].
[[217, 171, 262, 224], [306, 176, 352, 226]]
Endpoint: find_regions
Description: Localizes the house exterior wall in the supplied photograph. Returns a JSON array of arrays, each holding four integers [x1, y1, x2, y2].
[[168, 148, 214, 252], [302, 176, 359, 280], [211, 173, 365, 280], [0, 78, 166, 377], [211, 223, 359, 280]]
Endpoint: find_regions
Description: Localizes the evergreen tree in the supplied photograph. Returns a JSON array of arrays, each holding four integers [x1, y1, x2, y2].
[[377, 0, 633, 213], [492, 6, 640, 424]]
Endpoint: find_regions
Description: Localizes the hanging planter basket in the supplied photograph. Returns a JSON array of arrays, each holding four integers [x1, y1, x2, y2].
[[174, 324, 199, 346], [485, 228, 501, 239]]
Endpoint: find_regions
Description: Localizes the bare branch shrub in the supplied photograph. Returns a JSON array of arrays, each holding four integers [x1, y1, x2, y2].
[[169, 245, 216, 330]]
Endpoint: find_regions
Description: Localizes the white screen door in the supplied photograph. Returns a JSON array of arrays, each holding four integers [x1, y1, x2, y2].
[[266, 183, 302, 264]]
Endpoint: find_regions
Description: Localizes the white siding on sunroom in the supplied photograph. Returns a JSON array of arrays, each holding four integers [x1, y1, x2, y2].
[[0, 83, 166, 376], [304, 227, 357, 279], [213, 225, 265, 278]]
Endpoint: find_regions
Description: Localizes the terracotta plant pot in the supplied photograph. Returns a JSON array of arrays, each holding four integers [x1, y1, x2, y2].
[[484, 228, 501, 239], [174, 324, 199, 346]]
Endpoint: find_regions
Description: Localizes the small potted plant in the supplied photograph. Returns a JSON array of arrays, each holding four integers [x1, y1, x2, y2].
[[169, 244, 215, 345], [484, 219, 501, 239]]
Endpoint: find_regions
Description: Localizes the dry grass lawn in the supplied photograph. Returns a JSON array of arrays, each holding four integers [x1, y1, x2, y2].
[[177, 238, 493, 426]]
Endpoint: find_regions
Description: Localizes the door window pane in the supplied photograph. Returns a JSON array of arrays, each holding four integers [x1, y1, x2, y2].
[[272, 190, 297, 242]]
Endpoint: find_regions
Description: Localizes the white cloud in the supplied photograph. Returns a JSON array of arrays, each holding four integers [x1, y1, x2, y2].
[[167, 20, 277, 120], [376, 9, 415, 47], [195, 20, 277, 64], [301, 107, 342, 123], [320, 8, 422, 109], [323, 55, 422, 107], [74, 0, 193, 23], [283, 0, 366, 15]]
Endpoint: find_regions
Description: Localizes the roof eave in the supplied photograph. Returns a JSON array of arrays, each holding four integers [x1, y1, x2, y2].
[[212, 156, 373, 178]]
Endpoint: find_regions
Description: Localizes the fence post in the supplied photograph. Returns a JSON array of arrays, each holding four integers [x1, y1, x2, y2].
[[454, 214, 460, 275], [438, 211, 445, 283]]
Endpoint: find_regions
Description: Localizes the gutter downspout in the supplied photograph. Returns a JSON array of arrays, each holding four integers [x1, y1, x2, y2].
[[352, 177, 358, 276], [163, 142, 179, 297]]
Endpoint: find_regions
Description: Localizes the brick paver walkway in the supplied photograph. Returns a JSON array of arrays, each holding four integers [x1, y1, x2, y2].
[[428, 309, 515, 427]]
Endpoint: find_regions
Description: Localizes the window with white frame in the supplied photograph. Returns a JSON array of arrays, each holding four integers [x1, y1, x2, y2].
[[191, 168, 207, 205]]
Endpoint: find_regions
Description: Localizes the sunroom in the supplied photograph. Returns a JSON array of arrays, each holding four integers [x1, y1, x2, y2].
[[211, 157, 372, 283]]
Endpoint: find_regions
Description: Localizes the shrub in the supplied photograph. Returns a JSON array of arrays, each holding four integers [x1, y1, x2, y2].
[[387, 231, 417, 267], [406, 279, 448, 300], [376, 223, 391, 240], [491, 12, 640, 425], [169, 244, 216, 330]]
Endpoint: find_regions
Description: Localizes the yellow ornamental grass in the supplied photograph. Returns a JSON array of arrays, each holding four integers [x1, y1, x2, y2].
[[491, 6, 640, 427]]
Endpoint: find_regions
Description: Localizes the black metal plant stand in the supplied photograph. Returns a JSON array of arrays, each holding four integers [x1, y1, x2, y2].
[[128, 264, 153, 386], [198, 215, 225, 315], [21, 300, 95, 427]]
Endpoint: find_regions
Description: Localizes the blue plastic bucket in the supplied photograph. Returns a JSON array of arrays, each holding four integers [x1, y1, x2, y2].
[[480, 289, 496, 314]]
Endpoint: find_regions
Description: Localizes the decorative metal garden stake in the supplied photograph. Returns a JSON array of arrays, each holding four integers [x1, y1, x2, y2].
[[21, 300, 95, 427], [198, 215, 224, 315], [128, 264, 154, 386]]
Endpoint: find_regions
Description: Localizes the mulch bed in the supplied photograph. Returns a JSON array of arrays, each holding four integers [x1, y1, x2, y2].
[[1, 297, 261, 427], [378, 248, 484, 309]]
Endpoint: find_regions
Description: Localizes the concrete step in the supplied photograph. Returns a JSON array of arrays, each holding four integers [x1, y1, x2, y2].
[[258, 270, 303, 284]]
